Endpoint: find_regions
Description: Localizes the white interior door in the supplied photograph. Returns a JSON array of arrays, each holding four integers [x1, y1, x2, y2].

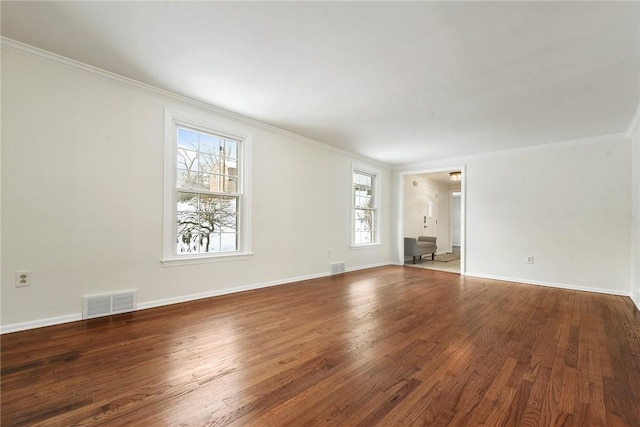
[[422, 183, 438, 238], [403, 176, 438, 238]]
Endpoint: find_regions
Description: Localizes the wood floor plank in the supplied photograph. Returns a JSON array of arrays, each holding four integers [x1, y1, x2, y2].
[[1, 266, 639, 426]]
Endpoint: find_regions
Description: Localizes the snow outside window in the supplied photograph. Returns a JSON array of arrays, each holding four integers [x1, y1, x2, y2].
[[352, 169, 378, 246]]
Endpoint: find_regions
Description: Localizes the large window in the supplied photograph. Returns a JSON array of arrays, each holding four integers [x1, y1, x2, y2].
[[352, 168, 379, 246], [163, 109, 251, 265], [176, 127, 239, 254]]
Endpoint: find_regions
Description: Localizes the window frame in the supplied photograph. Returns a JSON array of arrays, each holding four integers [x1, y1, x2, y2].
[[162, 108, 252, 266], [351, 164, 381, 248]]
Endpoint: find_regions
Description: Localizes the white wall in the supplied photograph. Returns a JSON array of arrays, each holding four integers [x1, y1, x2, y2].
[[631, 119, 640, 309], [465, 138, 631, 293], [398, 137, 632, 295], [1, 49, 394, 330]]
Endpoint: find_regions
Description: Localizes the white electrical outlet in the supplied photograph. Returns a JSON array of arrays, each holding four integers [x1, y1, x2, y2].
[[15, 271, 31, 287], [326, 249, 331, 257], [526, 256, 534, 264]]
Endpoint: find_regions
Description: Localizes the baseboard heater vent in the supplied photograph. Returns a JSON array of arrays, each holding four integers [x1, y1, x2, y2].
[[82, 290, 138, 319], [330, 262, 346, 275]]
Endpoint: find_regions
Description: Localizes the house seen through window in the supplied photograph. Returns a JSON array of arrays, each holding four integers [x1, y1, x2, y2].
[[353, 170, 377, 245], [176, 126, 240, 254]]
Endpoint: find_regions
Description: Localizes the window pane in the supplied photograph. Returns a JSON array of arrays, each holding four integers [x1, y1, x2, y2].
[[177, 148, 198, 172], [218, 197, 237, 232], [177, 192, 198, 211], [220, 233, 237, 251], [204, 174, 238, 193], [355, 195, 371, 209], [198, 153, 221, 175], [225, 177, 238, 193], [177, 210, 199, 231], [199, 194, 222, 233], [207, 233, 221, 252], [355, 231, 371, 244], [178, 171, 208, 190], [199, 133, 222, 155], [177, 233, 199, 254], [177, 128, 199, 150], [223, 140, 238, 159], [176, 194, 238, 253], [177, 170, 202, 189]]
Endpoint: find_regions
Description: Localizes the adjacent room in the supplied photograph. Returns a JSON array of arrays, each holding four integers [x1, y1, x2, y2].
[[2, 1, 639, 425], [402, 171, 462, 273]]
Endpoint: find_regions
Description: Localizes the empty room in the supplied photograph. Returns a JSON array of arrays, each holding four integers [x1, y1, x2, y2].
[[1, 1, 639, 426]]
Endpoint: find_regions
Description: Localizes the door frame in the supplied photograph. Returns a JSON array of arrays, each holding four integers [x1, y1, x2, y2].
[[449, 190, 462, 254], [398, 165, 466, 274]]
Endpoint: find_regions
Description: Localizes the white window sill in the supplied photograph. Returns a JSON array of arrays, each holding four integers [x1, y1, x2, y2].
[[350, 243, 381, 250], [161, 252, 253, 267]]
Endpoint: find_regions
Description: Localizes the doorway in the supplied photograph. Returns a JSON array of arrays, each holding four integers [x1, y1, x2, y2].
[[399, 168, 465, 274]]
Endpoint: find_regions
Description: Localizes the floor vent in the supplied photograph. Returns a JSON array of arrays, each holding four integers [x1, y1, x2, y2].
[[330, 262, 346, 275], [82, 290, 137, 319]]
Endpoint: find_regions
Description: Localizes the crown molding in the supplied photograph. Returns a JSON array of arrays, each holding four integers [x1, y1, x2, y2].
[[0, 36, 390, 169], [396, 131, 631, 171]]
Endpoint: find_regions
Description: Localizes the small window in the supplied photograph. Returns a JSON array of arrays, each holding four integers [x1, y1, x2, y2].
[[352, 168, 379, 246], [163, 109, 251, 265]]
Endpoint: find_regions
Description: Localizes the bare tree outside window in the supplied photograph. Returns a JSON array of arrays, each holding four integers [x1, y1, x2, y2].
[[353, 171, 377, 244], [176, 127, 239, 254]]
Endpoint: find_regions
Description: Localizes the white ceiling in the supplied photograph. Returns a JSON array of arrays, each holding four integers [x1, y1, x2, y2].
[[2, 1, 638, 166], [419, 172, 461, 186]]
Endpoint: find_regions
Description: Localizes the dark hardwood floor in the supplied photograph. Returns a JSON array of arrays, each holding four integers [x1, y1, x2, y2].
[[2, 266, 639, 426]]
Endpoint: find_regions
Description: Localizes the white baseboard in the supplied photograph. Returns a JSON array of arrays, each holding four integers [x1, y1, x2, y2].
[[1, 262, 397, 334], [632, 292, 640, 313], [137, 271, 332, 311], [140, 261, 396, 311], [464, 272, 630, 297], [0, 313, 82, 335], [345, 261, 395, 273]]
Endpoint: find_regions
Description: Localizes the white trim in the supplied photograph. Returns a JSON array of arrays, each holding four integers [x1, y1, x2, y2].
[[0, 36, 388, 170], [345, 261, 395, 272], [465, 272, 631, 297], [121, 262, 398, 310], [143, 262, 396, 310], [161, 252, 253, 267], [138, 272, 330, 311], [449, 190, 462, 253], [397, 132, 630, 171], [0, 314, 82, 335], [350, 243, 382, 250], [162, 107, 253, 264]]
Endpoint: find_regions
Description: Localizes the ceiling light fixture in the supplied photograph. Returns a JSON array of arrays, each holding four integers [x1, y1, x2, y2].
[[449, 171, 462, 182]]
